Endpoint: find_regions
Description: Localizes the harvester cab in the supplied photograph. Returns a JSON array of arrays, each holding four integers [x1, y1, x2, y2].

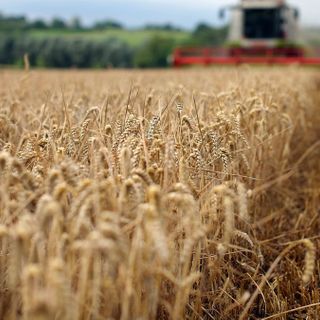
[[228, 0, 298, 46], [173, 0, 320, 66]]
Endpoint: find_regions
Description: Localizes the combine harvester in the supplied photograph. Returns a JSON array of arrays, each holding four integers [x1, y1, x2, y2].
[[173, 0, 320, 66]]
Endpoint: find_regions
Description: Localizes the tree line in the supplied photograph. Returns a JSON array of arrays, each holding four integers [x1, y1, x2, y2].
[[0, 13, 123, 31], [0, 13, 228, 68]]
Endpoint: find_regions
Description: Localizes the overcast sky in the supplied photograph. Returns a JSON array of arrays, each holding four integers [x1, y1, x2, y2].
[[1, 0, 319, 28]]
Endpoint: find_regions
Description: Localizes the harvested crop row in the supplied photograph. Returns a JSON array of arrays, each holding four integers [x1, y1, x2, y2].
[[0, 68, 319, 319]]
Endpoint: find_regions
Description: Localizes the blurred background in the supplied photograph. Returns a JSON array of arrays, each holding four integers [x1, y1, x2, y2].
[[0, 0, 319, 68]]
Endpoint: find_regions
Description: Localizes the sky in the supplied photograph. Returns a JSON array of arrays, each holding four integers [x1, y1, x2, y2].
[[1, 0, 319, 29]]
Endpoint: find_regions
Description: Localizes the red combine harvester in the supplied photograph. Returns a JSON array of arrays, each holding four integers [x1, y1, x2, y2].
[[173, 0, 320, 66]]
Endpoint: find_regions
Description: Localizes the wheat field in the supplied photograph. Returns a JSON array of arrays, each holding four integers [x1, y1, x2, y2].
[[0, 68, 319, 320]]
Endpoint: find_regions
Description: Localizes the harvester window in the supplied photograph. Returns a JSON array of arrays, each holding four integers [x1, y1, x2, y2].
[[244, 8, 284, 39]]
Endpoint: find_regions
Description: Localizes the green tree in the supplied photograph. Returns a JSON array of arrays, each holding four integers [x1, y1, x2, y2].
[[29, 19, 48, 29], [93, 19, 123, 30], [0, 15, 28, 31], [0, 35, 16, 64], [143, 23, 182, 31], [51, 18, 67, 29], [187, 23, 228, 46], [134, 36, 175, 68]]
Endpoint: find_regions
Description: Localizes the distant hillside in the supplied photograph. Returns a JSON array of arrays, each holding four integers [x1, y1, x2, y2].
[[27, 28, 190, 48]]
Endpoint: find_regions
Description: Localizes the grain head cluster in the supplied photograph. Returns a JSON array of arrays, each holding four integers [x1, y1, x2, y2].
[[0, 68, 319, 320]]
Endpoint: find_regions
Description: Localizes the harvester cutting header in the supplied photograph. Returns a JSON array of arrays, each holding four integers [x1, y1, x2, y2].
[[173, 0, 320, 66]]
